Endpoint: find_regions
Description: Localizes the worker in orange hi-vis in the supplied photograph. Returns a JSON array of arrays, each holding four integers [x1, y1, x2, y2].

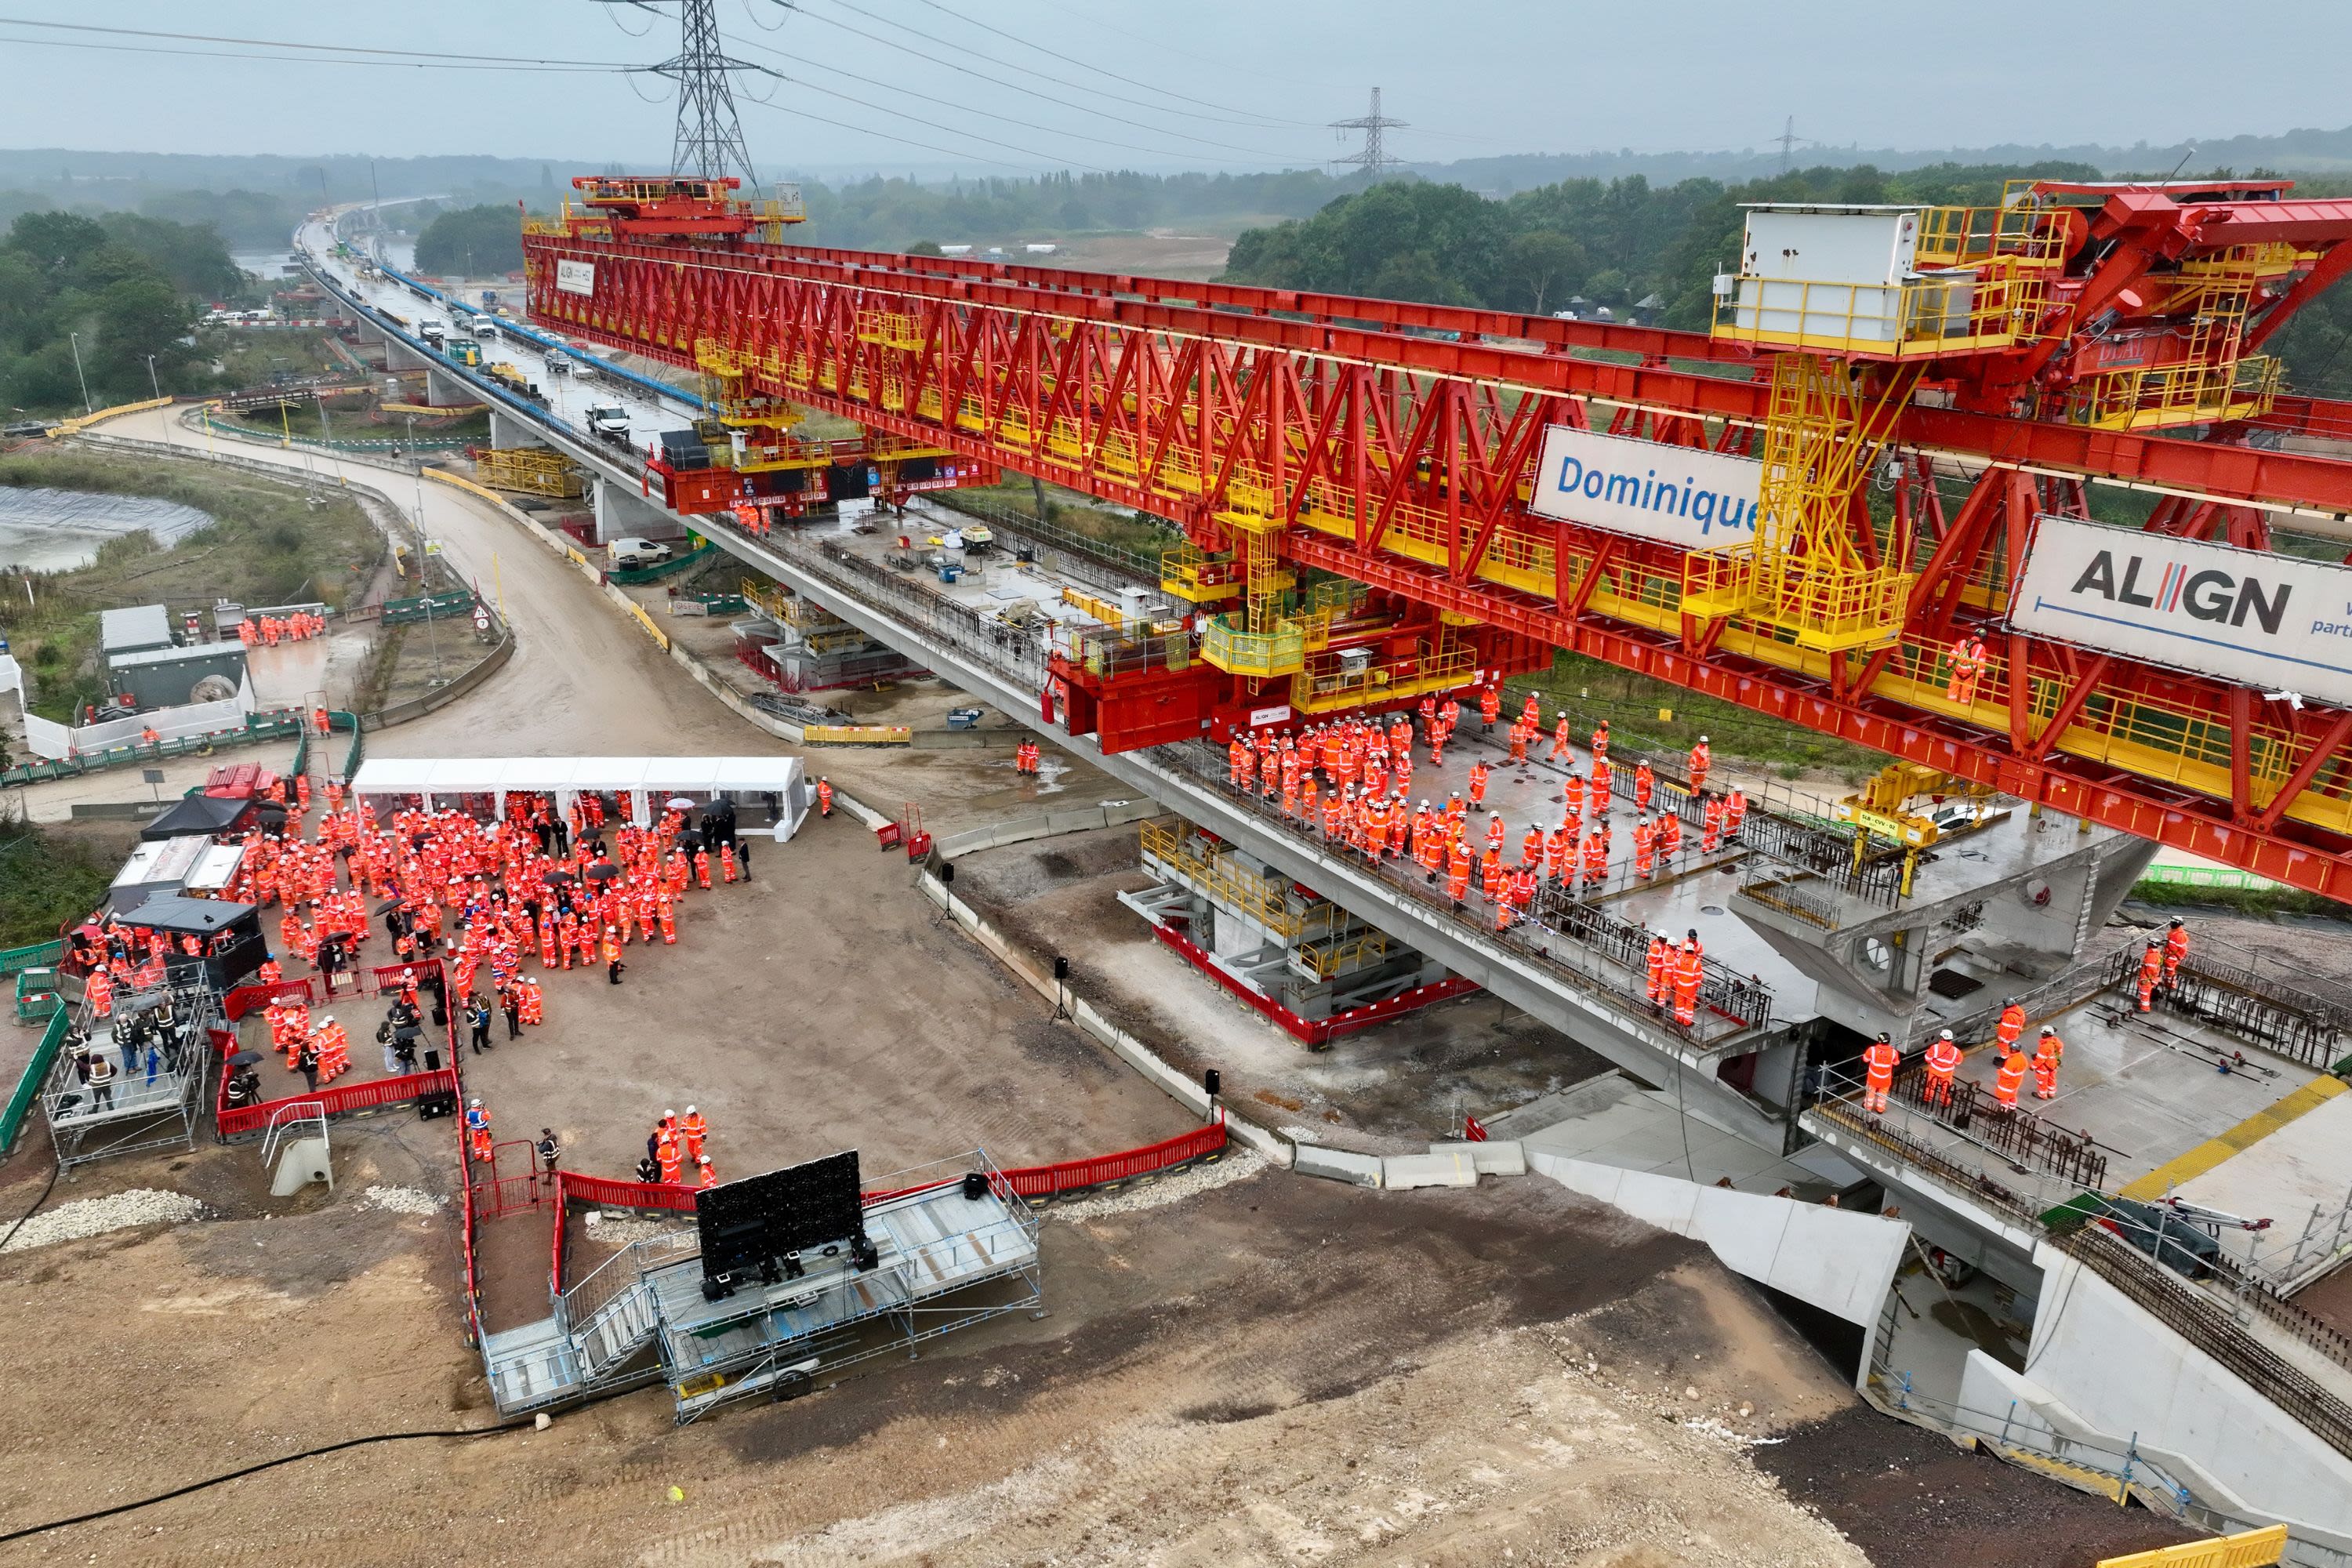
[[1993, 1046, 2027, 1110], [1493, 884, 1516, 934], [1726, 786, 1748, 840], [1563, 771, 1585, 822], [2163, 916, 2190, 983], [697, 1155, 719, 1190], [1418, 818, 1448, 885], [1632, 814, 1656, 880], [1923, 1028, 1962, 1109], [1861, 1031, 1900, 1115], [1634, 759, 1654, 812], [1446, 841, 1472, 905], [2137, 938, 2164, 1012], [1646, 931, 1671, 1006], [1468, 759, 1490, 807], [1591, 754, 1613, 804], [1519, 691, 1541, 731], [1486, 813, 1508, 858], [1228, 732, 1252, 787], [693, 848, 713, 890], [680, 1105, 707, 1162], [719, 842, 739, 884], [1508, 720, 1530, 764], [1702, 792, 1727, 853], [1547, 821, 1574, 881], [1656, 808, 1682, 862], [1994, 996, 2027, 1054], [1945, 633, 1987, 705], [1479, 684, 1501, 731], [1581, 826, 1609, 890], [1671, 932, 1703, 1029], [657, 891, 677, 945], [659, 1140, 684, 1185], [1590, 719, 1610, 762], [1519, 823, 1545, 869], [1479, 843, 1504, 898], [1687, 735, 1711, 794], [1550, 712, 1573, 760], [816, 778, 833, 818], [2032, 1025, 2063, 1100]]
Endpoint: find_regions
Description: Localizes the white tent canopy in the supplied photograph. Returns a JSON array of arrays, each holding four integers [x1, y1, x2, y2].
[[348, 755, 810, 839]]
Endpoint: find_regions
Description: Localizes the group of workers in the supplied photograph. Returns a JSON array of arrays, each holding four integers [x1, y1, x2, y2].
[[1221, 688, 1746, 938], [236, 610, 327, 647], [1853, 916, 2195, 1118], [633, 1105, 720, 1189]]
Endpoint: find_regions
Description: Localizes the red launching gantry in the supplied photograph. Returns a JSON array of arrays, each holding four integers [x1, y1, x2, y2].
[[524, 174, 2352, 897]]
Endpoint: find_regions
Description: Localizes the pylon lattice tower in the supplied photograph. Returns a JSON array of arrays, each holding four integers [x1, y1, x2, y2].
[[1330, 87, 1407, 177], [600, 0, 760, 183]]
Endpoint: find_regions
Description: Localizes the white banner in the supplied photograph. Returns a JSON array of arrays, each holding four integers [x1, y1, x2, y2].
[[555, 260, 596, 298], [2010, 515, 2352, 708], [1247, 704, 1294, 729], [1526, 426, 1762, 550]]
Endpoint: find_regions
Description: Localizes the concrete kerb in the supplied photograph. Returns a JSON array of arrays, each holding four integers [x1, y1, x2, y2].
[[931, 797, 1162, 859], [909, 863, 1292, 1169]]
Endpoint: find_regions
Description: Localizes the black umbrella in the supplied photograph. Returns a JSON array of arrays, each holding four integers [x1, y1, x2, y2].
[[583, 862, 621, 882], [227, 1049, 263, 1067], [546, 868, 579, 883], [677, 829, 705, 853]]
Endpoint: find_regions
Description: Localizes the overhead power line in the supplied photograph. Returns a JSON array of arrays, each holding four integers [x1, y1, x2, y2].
[[746, 5, 1317, 165], [0, 16, 641, 67], [734, 93, 1055, 176], [1330, 87, 1407, 177], [0, 33, 635, 71], [597, 0, 761, 182], [744, 64, 1112, 172]]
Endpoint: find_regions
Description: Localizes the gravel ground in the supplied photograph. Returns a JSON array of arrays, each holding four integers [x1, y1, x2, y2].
[[1044, 1148, 1269, 1221], [0, 1189, 205, 1254]]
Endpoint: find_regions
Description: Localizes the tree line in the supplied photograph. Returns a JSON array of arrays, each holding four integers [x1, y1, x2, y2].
[[0, 210, 252, 412]]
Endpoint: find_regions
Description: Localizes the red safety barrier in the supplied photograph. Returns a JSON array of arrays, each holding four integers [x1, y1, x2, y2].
[[222, 977, 316, 1021], [216, 1065, 457, 1139], [550, 1177, 570, 1293], [358, 957, 447, 997]]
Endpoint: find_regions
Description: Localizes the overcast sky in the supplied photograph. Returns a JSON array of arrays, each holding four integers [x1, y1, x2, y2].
[[2, 0, 2347, 176]]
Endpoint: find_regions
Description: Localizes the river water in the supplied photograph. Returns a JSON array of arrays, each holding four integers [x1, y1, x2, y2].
[[0, 488, 216, 575]]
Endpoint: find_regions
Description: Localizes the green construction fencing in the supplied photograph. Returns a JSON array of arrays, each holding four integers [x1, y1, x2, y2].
[[681, 592, 747, 614], [198, 411, 472, 453], [379, 590, 478, 625], [0, 941, 64, 978], [608, 541, 716, 584], [0, 711, 307, 789], [2136, 862, 2280, 893], [336, 710, 365, 779], [0, 1007, 71, 1156]]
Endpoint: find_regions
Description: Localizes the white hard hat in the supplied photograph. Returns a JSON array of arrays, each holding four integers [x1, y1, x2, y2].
[[1699, 735, 1709, 744], [469, 1097, 481, 1107], [685, 1105, 696, 1114], [664, 1107, 676, 1118]]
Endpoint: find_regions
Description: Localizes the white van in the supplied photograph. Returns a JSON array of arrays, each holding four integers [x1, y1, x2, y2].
[[471, 318, 498, 339], [609, 536, 674, 570]]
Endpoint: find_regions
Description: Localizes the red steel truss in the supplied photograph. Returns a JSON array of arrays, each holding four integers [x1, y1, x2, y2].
[[523, 183, 2352, 898]]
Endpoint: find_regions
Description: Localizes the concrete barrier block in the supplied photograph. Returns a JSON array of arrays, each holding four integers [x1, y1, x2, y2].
[[1295, 1144, 1384, 1188], [1383, 1149, 1479, 1189], [1047, 806, 1107, 835], [1102, 798, 1161, 826], [1430, 1139, 1525, 1176]]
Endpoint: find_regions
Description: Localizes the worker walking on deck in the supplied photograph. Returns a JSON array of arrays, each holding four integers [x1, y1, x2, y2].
[[1923, 1029, 1961, 1109], [1446, 842, 1472, 906], [1590, 720, 1610, 763], [1634, 759, 1654, 812], [1861, 1032, 1899, 1115], [1687, 736, 1711, 795], [816, 778, 834, 818], [1550, 712, 1573, 760], [2032, 1025, 2063, 1100], [1632, 814, 1655, 880], [1479, 685, 1501, 732], [1994, 996, 2027, 1054], [2137, 938, 2164, 1011], [1468, 759, 1490, 808], [1671, 931, 1703, 1029], [1993, 1046, 2027, 1110], [2164, 916, 2190, 984], [1701, 792, 1726, 854]]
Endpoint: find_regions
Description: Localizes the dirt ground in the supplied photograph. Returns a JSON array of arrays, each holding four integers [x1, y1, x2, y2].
[[0, 1149, 2198, 1568], [950, 823, 1615, 1149]]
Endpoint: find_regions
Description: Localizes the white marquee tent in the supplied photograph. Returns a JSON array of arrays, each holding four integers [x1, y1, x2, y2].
[[347, 755, 811, 840]]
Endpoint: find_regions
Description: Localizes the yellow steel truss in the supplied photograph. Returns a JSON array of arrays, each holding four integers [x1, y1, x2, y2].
[[1679, 354, 1918, 652], [472, 445, 583, 499]]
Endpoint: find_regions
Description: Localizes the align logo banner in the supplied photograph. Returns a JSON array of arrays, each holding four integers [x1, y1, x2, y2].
[[555, 260, 596, 298], [2009, 514, 2352, 707], [1526, 425, 1762, 551]]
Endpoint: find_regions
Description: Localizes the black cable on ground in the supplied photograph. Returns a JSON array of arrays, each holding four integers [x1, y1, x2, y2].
[[0, 1425, 511, 1543], [0, 1157, 61, 1254]]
